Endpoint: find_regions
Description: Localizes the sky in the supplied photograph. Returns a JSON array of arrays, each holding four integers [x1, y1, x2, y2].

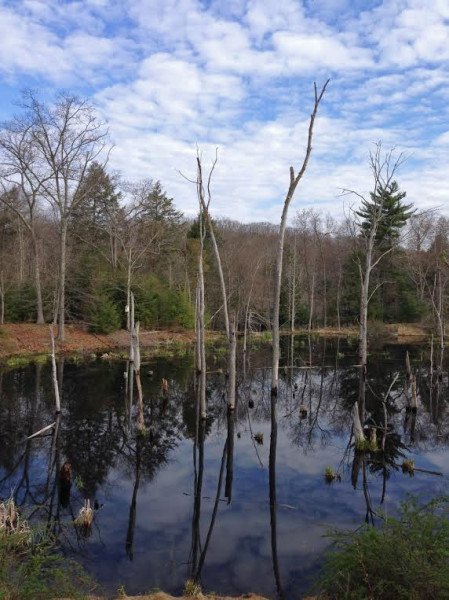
[[0, 0, 448, 222]]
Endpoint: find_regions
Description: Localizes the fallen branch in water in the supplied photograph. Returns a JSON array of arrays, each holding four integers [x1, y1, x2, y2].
[[22, 422, 56, 442]]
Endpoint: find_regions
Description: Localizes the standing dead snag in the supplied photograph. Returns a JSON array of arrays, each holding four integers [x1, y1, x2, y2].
[[195, 153, 237, 411], [128, 293, 145, 431], [182, 152, 236, 417], [344, 144, 407, 421], [49, 326, 61, 413], [227, 315, 237, 411], [271, 80, 329, 396]]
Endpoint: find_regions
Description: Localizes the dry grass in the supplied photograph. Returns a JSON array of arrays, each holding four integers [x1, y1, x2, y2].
[[75, 499, 94, 528], [0, 496, 30, 541]]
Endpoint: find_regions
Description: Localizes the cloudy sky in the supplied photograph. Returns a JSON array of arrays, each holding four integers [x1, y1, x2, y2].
[[0, 0, 448, 222]]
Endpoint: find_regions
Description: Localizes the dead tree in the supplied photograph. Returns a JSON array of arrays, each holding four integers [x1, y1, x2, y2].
[[344, 144, 406, 422], [129, 293, 145, 430], [185, 153, 237, 413], [271, 80, 329, 396], [196, 203, 207, 419]]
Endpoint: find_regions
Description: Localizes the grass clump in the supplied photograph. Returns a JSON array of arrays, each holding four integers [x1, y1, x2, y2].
[[184, 579, 202, 596], [254, 431, 264, 445], [355, 437, 377, 453], [324, 466, 336, 483], [401, 459, 415, 476], [318, 495, 449, 599], [0, 497, 95, 599]]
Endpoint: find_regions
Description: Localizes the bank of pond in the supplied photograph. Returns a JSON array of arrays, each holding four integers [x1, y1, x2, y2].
[[1, 336, 449, 599]]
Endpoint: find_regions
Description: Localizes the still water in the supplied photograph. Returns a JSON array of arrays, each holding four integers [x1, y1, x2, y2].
[[1, 337, 448, 599]]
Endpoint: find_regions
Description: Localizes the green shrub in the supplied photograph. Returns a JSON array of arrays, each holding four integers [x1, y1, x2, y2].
[[5, 283, 37, 322], [318, 495, 449, 599], [89, 294, 121, 334], [133, 275, 194, 329]]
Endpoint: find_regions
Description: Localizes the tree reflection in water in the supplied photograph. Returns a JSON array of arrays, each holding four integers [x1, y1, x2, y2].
[[0, 340, 448, 598]]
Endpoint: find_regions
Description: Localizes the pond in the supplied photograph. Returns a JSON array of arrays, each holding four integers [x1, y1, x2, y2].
[[1, 336, 448, 599]]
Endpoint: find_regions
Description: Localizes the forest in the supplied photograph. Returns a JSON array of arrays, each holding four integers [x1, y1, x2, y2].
[[0, 91, 447, 347]]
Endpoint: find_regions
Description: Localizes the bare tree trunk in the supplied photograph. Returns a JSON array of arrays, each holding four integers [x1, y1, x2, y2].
[[290, 236, 297, 333], [196, 156, 229, 338], [133, 321, 145, 431], [227, 314, 236, 410], [322, 260, 327, 328], [358, 258, 370, 421], [57, 221, 67, 341], [129, 292, 135, 363], [307, 269, 315, 334], [197, 215, 207, 419], [336, 262, 342, 330], [352, 402, 365, 444], [49, 326, 61, 413], [271, 81, 329, 396], [126, 260, 132, 331], [32, 231, 45, 324], [243, 264, 259, 354], [0, 271, 4, 325], [17, 217, 24, 283]]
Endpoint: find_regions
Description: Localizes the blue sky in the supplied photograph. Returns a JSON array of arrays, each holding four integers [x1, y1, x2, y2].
[[0, 0, 448, 222]]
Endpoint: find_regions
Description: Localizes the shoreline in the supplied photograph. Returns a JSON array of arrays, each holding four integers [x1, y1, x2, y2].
[[0, 322, 433, 366]]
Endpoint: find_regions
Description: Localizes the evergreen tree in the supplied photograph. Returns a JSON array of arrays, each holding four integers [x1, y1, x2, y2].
[[70, 162, 121, 241], [140, 180, 182, 224], [356, 181, 414, 247]]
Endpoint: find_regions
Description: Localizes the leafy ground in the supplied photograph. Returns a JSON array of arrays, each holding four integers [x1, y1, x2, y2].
[[0, 324, 199, 361], [0, 322, 430, 363]]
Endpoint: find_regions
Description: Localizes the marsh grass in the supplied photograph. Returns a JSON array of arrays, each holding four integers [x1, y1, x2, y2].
[[0, 497, 96, 599], [318, 495, 449, 599]]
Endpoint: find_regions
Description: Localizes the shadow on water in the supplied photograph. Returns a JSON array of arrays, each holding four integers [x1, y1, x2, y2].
[[1, 338, 449, 598]]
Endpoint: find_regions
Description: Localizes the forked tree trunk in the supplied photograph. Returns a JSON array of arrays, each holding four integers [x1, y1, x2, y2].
[[271, 80, 329, 396]]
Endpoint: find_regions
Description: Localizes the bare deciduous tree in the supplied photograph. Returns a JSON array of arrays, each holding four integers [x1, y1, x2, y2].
[[1, 91, 111, 339], [344, 144, 406, 421]]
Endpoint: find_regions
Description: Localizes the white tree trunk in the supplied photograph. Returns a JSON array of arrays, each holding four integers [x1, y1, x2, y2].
[[271, 80, 329, 396], [227, 315, 237, 410]]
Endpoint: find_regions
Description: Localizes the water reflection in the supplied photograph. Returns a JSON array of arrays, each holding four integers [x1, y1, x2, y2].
[[0, 339, 449, 598]]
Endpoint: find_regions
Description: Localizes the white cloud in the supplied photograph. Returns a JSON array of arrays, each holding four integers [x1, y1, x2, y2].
[[0, 0, 448, 221]]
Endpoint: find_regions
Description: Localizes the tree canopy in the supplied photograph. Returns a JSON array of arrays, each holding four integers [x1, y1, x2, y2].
[[356, 181, 415, 247]]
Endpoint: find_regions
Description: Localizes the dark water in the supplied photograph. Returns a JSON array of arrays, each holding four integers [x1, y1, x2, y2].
[[1, 337, 449, 599]]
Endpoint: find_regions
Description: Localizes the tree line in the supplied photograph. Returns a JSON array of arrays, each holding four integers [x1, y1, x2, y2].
[[0, 91, 447, 345]]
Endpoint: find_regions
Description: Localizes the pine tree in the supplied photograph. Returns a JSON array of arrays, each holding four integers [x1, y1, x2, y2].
[[356, 181, 414, 247], [140, 180, 182, 224]]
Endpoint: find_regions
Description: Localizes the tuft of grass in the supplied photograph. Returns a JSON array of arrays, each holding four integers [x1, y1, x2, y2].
[[0, 499, 94, 599], [184, 579, 202, 596], [254, 431, 264, 445], [318, 495, 449, 599], [324, 466, 336, 483], [355, 437, 377, 453], [401, 459, 415, 476], [75, 500, 93, 531]]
